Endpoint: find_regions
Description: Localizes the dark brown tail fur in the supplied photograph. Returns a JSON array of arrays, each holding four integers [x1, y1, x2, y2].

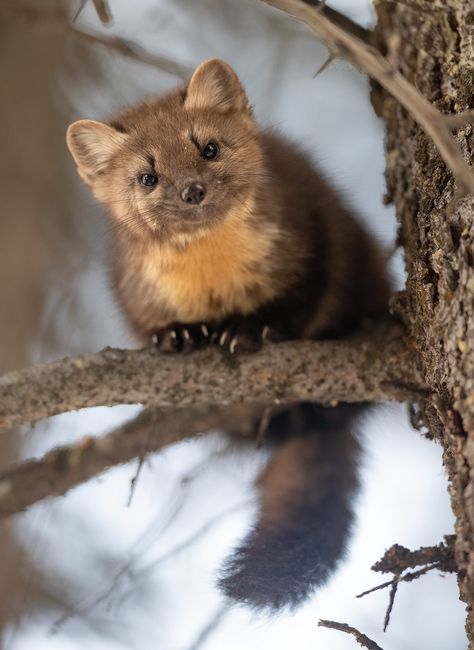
[[218, 403, 362, 610]]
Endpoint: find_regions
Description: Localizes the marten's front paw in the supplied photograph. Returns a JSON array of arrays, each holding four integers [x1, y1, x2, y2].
[[215, 316, 270, 354], [152, 322, 211, 353]]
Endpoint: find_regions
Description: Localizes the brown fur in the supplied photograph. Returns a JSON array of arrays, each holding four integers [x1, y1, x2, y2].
[[219, 403, 362, 610], [67, 58, 389, 343], [113, 197, 286, 332], [66, 59, 391, 610]]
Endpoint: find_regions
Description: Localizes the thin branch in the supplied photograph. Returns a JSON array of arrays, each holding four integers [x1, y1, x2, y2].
[[371, 538, 456, 574], [318, 620, 384, 650], [2, 0, 191, 80], [302, 1, 370, 43], [261, 0, 474, 195], [356, 538, 456, 630], [0, 404, 263, 518], [68, 27, 192, 79], [0, 326, 427, 430], [136, 503, 250, 576], [114, 501, 251, 609], [52, 501, 245, 631], [72, 0, 89, 23], [73, 0, 113, 25], [445, 109, 474, 131], [51, 448, 230, 632], [90, 0, 112, 25], [186, 604, 230, 650], [127, 454, 147, 507], [313, 52, 336, 78], [356, 561, 444, 599], [383, 577, 399, 632]]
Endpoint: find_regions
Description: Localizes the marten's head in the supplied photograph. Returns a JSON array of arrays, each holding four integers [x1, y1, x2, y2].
[[67, 59, 262, 246]]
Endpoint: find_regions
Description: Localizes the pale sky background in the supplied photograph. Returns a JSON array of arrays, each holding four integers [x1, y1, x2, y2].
[[3, 1, 467, 648]]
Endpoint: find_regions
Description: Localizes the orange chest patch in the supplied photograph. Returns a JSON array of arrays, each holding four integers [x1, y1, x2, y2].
[[141, 215, 280, 322]]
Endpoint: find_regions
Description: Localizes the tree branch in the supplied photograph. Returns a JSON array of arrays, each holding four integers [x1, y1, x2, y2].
[[90, 0, 112, 25], [318, 620, 384, 650], [0, 326, 427, 430], [73, 0, 112, 25], [301, 0, 371, 43], [0, 404, 263, 518], [261, 0, 474, 195], [356, 537, 456, 631], [2, 0, 192, 80], [370, 537, 456, 575], [185, 604, 230, 650]]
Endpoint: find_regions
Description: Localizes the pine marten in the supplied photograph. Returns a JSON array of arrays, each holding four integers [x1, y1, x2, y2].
[[66, 59, 390, 610]]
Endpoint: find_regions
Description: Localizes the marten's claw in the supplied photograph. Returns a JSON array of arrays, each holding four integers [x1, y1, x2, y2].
[[151, 322, 211, 352], [216, 316, 267, 355]]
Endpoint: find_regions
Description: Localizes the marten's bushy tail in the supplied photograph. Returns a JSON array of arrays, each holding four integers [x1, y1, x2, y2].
[[218, 403, 362, 610]]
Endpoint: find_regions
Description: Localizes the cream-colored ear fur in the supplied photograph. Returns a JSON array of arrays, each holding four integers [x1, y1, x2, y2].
[[184, 59, 250, 113], [66, 120, 127, 182]]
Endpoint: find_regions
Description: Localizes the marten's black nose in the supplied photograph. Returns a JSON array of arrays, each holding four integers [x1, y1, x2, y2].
[[181, 183, 206, 205]]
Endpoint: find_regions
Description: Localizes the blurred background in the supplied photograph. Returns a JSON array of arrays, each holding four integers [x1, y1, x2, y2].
[[0, 0, 466, 648]]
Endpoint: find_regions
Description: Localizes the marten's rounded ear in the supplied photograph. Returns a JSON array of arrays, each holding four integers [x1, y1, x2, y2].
[[66, 120, 128, 180], [184, 59, 250, 113]]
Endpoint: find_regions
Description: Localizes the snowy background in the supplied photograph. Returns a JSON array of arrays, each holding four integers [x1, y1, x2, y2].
[[0, 0, 466, 648]]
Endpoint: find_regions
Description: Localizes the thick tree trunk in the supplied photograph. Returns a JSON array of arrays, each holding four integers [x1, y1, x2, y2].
[[373, 1, 474, 643]]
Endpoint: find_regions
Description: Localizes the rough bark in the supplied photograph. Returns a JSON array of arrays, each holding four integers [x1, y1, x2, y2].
[[0, 326, 426, 430], [373, 1, 474, 643]]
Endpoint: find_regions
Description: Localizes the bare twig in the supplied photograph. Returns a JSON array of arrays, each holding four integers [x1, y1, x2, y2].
[[91, 0, 112, 25], [383, 577, 399, 631], [0, 326, 427, 430], [72, 0, 89, 23], [186, 604, 230, 650], [73, 0, 113, 25], [115, 501, 251, 609], [53, 449, 230, 631], [313, 52, 336, 78], [52, 500, 246, 631], [127, 454, 147, 507], [261, 0, 474, 195], [302, 1, 370, 43], [0, 404, 263, 518], [318, 620, 384, 650], [70, 28, 192, 79], [2, 0, 191, 79], [371, 538, 456, 574], [356, 538, 456, 630], [137, 502, 250, 574], [356, 561, 444, 599]]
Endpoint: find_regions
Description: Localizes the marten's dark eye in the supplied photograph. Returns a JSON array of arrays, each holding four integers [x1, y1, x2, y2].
[[140, 173, 159, 187], [202, 142, 219, 160]]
